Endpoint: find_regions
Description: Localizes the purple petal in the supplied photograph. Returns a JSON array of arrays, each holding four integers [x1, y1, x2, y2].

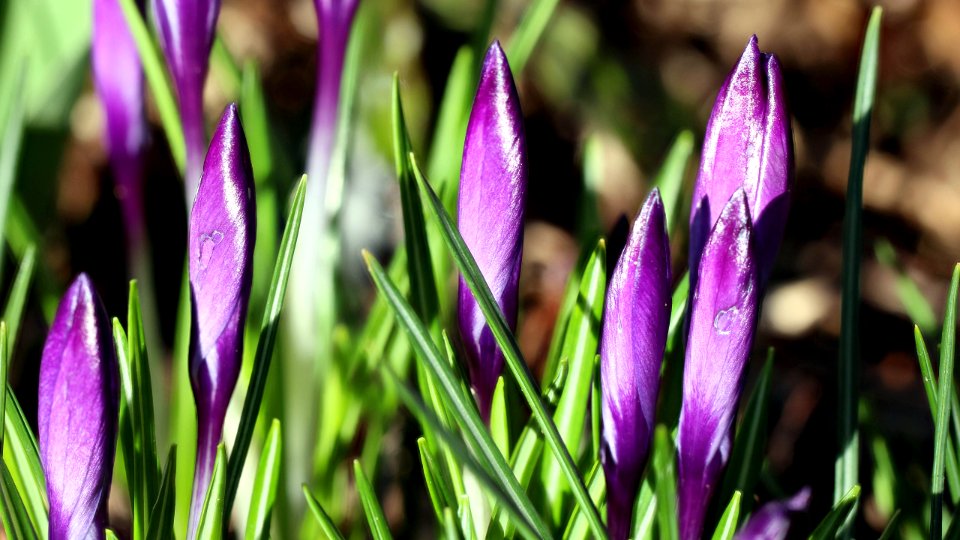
[[689, 35, 792, 287], [600, 190, 672, 540], [457, 41, 526, 420], [39, 274, 119, 540], [187, 103, 256, 532], [92, 0, 148, 247], [678, 190, 758, 540], [152, 0, 221, 203], [735, 488, 811, 540]]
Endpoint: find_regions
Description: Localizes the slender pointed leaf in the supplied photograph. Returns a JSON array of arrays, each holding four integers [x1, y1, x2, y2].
[[2, 385, 46, 534], [355, 460, 393, 540], [304, 485, 346, 540], [933, 263, 960, 537], [246, 419, 282, 540], [561, 461, 606, 540], [653, 131, 694, 234], [914, 326, 960, 501], [811, 485, 861, 540], [710, 492, 741, 540], [146, 446, 178, 540], [653, 426, 679, 540], [506, 0, 560, 73], [196, 444, 227, 540], [3, 246, 34, 357]]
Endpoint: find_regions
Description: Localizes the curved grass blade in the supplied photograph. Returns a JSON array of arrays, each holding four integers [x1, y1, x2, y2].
[[303, 485, 346, 540], [914, 326, 960, 501], [933, 263, 960, 538], [3, 245, 36, 355], [418, 437, 452, 522], [355, 460, 393, 540], [835, 9, 882, 530], [710, 491, 741, 540], [874, 239, 936, 334], [245, 419, 282, 540], [653, 426, 678, 540], [196, 444, 227, 540], [409, 154, 607, 539], [225, 176, 307, 514], [2, 384, 46, 534], [146, 446, 178, 540], [0, 459, 37, 540], [653, 131, 694, 235], [117, 0, 185, 171], [811, 485, 860, 540]]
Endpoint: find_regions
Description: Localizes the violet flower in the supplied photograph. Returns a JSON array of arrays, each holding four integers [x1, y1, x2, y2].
[[457, 41, 527, 420], [600, 190, 672, 540], [187, 103, 255, 533], [152, 0, 221, 206], [677, 190, 758, 540], [735, 488, 811, 540], [38, 274, 119, 540], [92, 0, 148, 254], [689, 35, 791, 288]]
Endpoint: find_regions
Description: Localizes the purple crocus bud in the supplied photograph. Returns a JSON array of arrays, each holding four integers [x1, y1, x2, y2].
[[689, 35, 791, 288], [457, 41, 526, 420], [678, 189, 758, 540], [92, 0, 148, 252], [187, 103, 255, 533], [152, 0, 221, 206], [600, 190, 672, 540], [735, 488, 811, 540], [38, 274, 119, 540]]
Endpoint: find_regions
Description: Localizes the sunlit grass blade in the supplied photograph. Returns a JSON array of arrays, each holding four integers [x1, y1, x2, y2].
[[560, 461, 605, 540], [874, 239, 936, 333], [241, 61, 274, 183], [354, 460, 393, 540], [365, 252, 549, 538], [631, 478, 657, 540], [225, 176, 306, 514], [6, 198, 55, 321], [835, 9, 882, 528], [0, 460, 37, 540], [716, 350, 773, 521], [426, 46, 474, 214], [443, 507, 464, 540], [577, 136, 602, 242], [418, 437, 453, 522], [543, 246, 593, 384], [146, 446, 177, 540], [653, 131, 694, 235], [3, 245, 35, 354], [506, 0, 560, 73], [171, 263, 195, 539], [0, 324, 6, 451], [710, 491, 741, 540], [113, 321, 142, 539], [2, 385, 47, 534], [0, 68, 24, 277], [491, 377, 510, 456], [410, 154, 608, 539], [117, 0, 185, 171], [246, 419, 282, 540], [303, 485, 346, 540], [914, 326, 960, 501], [539, 238, 605, 525], [933, 263, 960, 538], [653, 426, 678, 540], [871, 435, 896, 519], [810, 485, 861, 540], [196, 444, 227, 540]]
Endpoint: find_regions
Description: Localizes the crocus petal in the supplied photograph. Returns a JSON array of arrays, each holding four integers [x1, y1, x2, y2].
[[187, 103, 256, 532], [92, 0, 148, 247], [735, 488, 811, 540], [678, 189, 758, 540], [457, 41, 527, 419], [39, 274, 119, 540], [600, 190, 672, 540], [152, 0, 221, 204], [689, 35, 792, 287]]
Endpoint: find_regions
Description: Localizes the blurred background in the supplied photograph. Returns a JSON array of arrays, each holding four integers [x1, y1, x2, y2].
[[3, 0, 960, 537]]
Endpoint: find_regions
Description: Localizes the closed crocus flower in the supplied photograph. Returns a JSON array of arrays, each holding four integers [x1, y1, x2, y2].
[[92, 0, 148, 254], [689, 35, 791, 288], [735, 488, 810, 540], [600, 190, 671, 540], [187, 103, 256, 533], [678, 190, 758, 540], [457, 41, 526, 420], [39, 274, 119, 540], [153, 0, 221, 206]]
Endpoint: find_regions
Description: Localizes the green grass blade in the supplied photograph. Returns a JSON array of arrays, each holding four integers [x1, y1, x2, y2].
[[716, 351, 773, 520], [0, 324, 6, 451], [878, 509, 901, 540], [129, 282, 160, 530], [241, 61, 274, 183], [631, 477, 657, 540], [245, 419, 282, 540], [171, 263, 195, 539], [543, 246, 593, 385], [303, 485, 346, 540], [146, 446, 177, 540], [490, 376, 510, 456], [426, 46, 474, 214], [354, 460, 393, 540], [577, 136, 602, 243], [0, 68, 24, 268], [914, 326, 960, 502], [410, 154, 608, 539], [444, 507, 464, 540], [539, 239, 606, 525], [933, 263, 960, 538], [710, 492, 741, 540], [0, 459, 37, 540], [811, 485, 861, 540], [365, 254, 549, 538], [196, 444, 227, 540], [653, 131, 694, 236], [3, 245, 35, 355], [2, 386, 47, 534], [506, 0, 560, 73], [874, 239, 936, 333], [659, 273, 690, 428], [113, 320, 142, 539], [560, 461, 606, 540], [225, 176, 306, 514], [418, 437, 453, 522], [117, 0, 185, 172], [834, 9, 882, 528], [653, 426, 678, 540]]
